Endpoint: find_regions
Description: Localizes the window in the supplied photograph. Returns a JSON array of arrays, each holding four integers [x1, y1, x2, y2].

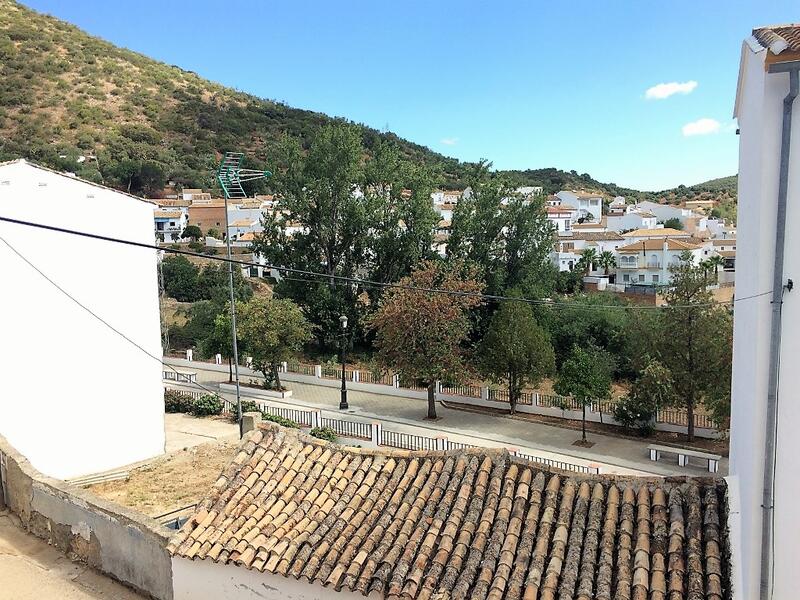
[[169, 221, 175, 227], [623, 274, 630, 282], [638, 274, 645, 282], [156, 222, 164, 231], [652, 274, 660, 283], [565, 220, 571, 231]]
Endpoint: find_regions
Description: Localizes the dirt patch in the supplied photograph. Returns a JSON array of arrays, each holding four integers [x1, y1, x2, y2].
[[88, 441, 238, 518]]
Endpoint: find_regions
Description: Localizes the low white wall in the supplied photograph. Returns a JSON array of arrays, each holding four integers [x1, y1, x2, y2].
[[172, 556, 364, 600]]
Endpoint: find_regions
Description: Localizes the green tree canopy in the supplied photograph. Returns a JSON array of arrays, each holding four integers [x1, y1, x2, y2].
[[478, 301, 555, 414], [554, 345, 613, 443]]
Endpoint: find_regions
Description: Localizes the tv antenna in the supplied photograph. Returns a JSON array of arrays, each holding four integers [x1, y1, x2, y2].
[[215, 152, 272, 437]]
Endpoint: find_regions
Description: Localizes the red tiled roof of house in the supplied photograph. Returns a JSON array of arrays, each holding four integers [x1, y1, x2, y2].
[[167, 426, 728, 600], [617, 238, 700, 253], [753, 24, 800, 54]]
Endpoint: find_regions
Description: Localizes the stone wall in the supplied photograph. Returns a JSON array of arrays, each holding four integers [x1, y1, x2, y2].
[[0, 434, 173, 600]]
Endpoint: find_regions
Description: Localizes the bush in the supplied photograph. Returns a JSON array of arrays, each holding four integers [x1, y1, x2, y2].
[[228, 400, 261, 422], [164, 389, 194, 413], [310, 427, 337, 442], [261, 412, 298, 428], [613, 395, 656, 436], [189, 394, 223, 417]]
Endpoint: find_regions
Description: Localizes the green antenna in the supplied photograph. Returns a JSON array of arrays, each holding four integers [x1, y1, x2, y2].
[[214, 151, 272, 438], [216, 151, 272, 199]]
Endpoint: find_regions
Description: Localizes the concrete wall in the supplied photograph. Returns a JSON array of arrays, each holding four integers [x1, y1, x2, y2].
[[0, 160, 165, 479], [729, 43, 800, 599], [172, 556, 364, 600], [0, 434, 173, 600]]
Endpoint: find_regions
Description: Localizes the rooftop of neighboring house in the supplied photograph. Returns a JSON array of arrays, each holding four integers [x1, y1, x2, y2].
[[712, 238, 736, 246], [438, 219, 452, 229], [230, 218, 259, 228], [545, 206, 575, 215], [153, 210, 183, 219], [622, 227, 688, 238], [571, 222, 606, 230], [154, 198, 190, 208], [752, 24, 800, 56], [188, 200, 227, 209], [558, 231, 625, 242], [558, 189, 604, 199], [167, 425, 728, 600], [237, 232, 256, 242], [717, 250, 737, 258], [438, 203, 458, 211], [617, 238, 700, 253]]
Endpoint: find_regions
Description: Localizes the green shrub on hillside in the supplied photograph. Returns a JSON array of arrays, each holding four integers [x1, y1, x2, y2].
[[164, 389, 194, 413], [189, 394, 223, 417]]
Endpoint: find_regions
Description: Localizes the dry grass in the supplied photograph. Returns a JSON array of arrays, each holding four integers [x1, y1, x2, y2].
[[88, 441, 238, 518]]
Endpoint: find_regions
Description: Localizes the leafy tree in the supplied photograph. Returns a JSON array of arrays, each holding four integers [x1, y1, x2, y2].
[[161, 255, 199, 301], [614, 358, 675, 435], [597, 250, 617, 276], [478, 301, 555, 414], [206, 227, 221, 239], [368, 260, 483, 419], [237, 296, 312, 391], [651, 253, 732, 440], [448, 161, 554, 297], [663, 217, 684, 230], [554, 345, 613, 444], [181, 225, 202, 241], [196, 262, 253, 305], [199, 311, 237, 381], [575, 247, 597, 275], [705, 254, 725, 282]]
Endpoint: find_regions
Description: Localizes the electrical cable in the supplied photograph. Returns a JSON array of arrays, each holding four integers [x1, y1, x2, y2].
[[0, 214, 761, 311]]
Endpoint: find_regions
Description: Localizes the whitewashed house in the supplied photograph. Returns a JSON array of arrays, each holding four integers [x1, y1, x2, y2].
[[0, 159, 165, 479], [551, 231, 625, 272], [545, 205, 576, 233], [614, 237, 703, 286], [555, 190, 603, 221], [621, 226, 689, 241], [728, 24, 800, 600], [607, 196, 627, 215], [605, 210, 658, 232], [153, 208, 187, 242]]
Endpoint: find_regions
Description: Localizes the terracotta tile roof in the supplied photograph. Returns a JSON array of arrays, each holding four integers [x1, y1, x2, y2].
[[167, 426, 729, 600], [153, 210, 183, 219], [617, 238, 700, 253], [559, 232, 624, 242], [753, 24, 800, 54], [622, 228, 687, 238]]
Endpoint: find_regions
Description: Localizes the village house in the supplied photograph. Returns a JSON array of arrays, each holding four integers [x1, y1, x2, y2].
[[0, 159, 164, 479], [551, 231, 625, 272], [187, 198, 227, 234], [153, 207, 187, 242], [606, 195, 627, 215], [615, 238, 704, 286], [168, 425, 728, 600], [605, 210, 658, 232], [555, 190, 603, 221], [728, 25, 800, 598], [545, 204, 576, 233]]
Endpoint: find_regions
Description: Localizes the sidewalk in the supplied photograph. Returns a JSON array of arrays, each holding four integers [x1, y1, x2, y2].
[[183, 362, 726, 477]]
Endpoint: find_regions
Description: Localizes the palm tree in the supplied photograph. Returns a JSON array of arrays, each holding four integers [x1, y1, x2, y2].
[[577, 247, 598, 275], [706, 254, 725, 282], [597, 250, 617, 276]]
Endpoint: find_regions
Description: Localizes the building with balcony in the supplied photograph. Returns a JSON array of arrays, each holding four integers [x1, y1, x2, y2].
[[614, 238, 703, 286]]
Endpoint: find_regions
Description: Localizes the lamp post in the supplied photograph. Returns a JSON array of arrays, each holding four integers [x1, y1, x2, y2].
[[339, 314, 349, 410]]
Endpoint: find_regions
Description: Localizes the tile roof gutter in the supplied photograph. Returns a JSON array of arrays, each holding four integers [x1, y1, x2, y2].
[[761, 59, 800, 600]]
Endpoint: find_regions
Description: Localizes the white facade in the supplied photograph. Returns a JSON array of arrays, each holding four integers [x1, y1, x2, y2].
[[615, 240, 704, 286], [172, 557, 364, 600], [154, 208, 187, 242], [728, 36, 800, 600], [555, 190, 603, 221], [606, 212, 658, 232], [0, 160, 165, 479], [545, 206, 576, 233]]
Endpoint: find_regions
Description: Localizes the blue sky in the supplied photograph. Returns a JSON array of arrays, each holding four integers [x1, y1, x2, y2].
[[22, 1, 799, 190]]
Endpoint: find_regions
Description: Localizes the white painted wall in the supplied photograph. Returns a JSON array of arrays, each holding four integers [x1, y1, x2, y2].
[[0, 160, 165, 479], [172, 557, 365, 600], [729, 42, 800, 599], [606, 213, 657, 232]]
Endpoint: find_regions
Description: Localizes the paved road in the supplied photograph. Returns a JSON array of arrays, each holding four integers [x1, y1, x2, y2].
[[175, 360, 728, 477], [0, 512, 144, 600]]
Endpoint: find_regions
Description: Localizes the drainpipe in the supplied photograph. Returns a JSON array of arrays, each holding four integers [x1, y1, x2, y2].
[[760, 61, 799, 600]]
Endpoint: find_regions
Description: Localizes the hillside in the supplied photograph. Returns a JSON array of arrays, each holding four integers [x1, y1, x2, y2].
[[0, 0, 736, 202]]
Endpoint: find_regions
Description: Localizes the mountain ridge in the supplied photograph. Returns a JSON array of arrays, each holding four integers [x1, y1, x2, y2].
[[0, 0, 736, 201]]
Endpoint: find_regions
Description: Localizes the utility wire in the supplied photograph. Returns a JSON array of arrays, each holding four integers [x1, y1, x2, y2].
[[0, 214, 759, 311], [0, 234, 231, 408]]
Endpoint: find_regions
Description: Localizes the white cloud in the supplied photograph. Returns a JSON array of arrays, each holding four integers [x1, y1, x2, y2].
[[645, 81, 698, 100], [440, 137, 458, 146], [682, 118, 721, 137]]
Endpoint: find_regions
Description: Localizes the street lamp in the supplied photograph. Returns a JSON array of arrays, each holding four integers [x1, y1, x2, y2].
[[339, 314, 349, 410]]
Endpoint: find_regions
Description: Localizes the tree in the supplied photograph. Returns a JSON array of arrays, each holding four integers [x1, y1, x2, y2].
[[705, 254, 725, 283], [199, 311, 236, 381], [478, 301, 555, 414], [575, 247, 597, 275], [614, 358, 676, 435], [368, 260, 483, 419], [663, 217, 684, 230], [652, 252, 732, 440], [181, 225, 202, 241], [554, 345, 613, 444], [206, 227, 221, 239], [161, 255, 199, 302], [237, 297, 312, 391], [597, 250, 617, 276]]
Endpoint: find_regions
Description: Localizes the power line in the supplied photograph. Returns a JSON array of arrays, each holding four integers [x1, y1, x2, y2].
[[0, 233, 231, 408], [0, 214, 754, 311]]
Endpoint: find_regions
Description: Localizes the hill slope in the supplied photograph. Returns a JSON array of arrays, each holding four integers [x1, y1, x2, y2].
[[0, 0, 736, 201]]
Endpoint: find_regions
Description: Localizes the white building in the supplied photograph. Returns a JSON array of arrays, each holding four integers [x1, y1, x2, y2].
[[154, 208, 187, 242], [0, 159, 165, 479], [545, 205, 576, 233], [729, 24, 800, 600], [607, 196, 627, 215], [555, 190, 603, 221], [614, 238, 703, 286], [515, 185, 543, 197], [551, 231, 625, 272], [605, 211, 657, 232]]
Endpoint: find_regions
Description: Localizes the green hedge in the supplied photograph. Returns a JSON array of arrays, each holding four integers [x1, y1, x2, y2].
[[310, 427, 338, 442], [164, 389, 194, 413]]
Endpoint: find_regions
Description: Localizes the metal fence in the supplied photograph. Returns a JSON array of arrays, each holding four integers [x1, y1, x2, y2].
[[359, 370, 395, 386], [515, 451, 599, 474], [320, 417, 371, 440], [380, 430, 439, 451], [262, 404, 315, 427], [440, 383, 481, 398], [285, 362, 316, 376]]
